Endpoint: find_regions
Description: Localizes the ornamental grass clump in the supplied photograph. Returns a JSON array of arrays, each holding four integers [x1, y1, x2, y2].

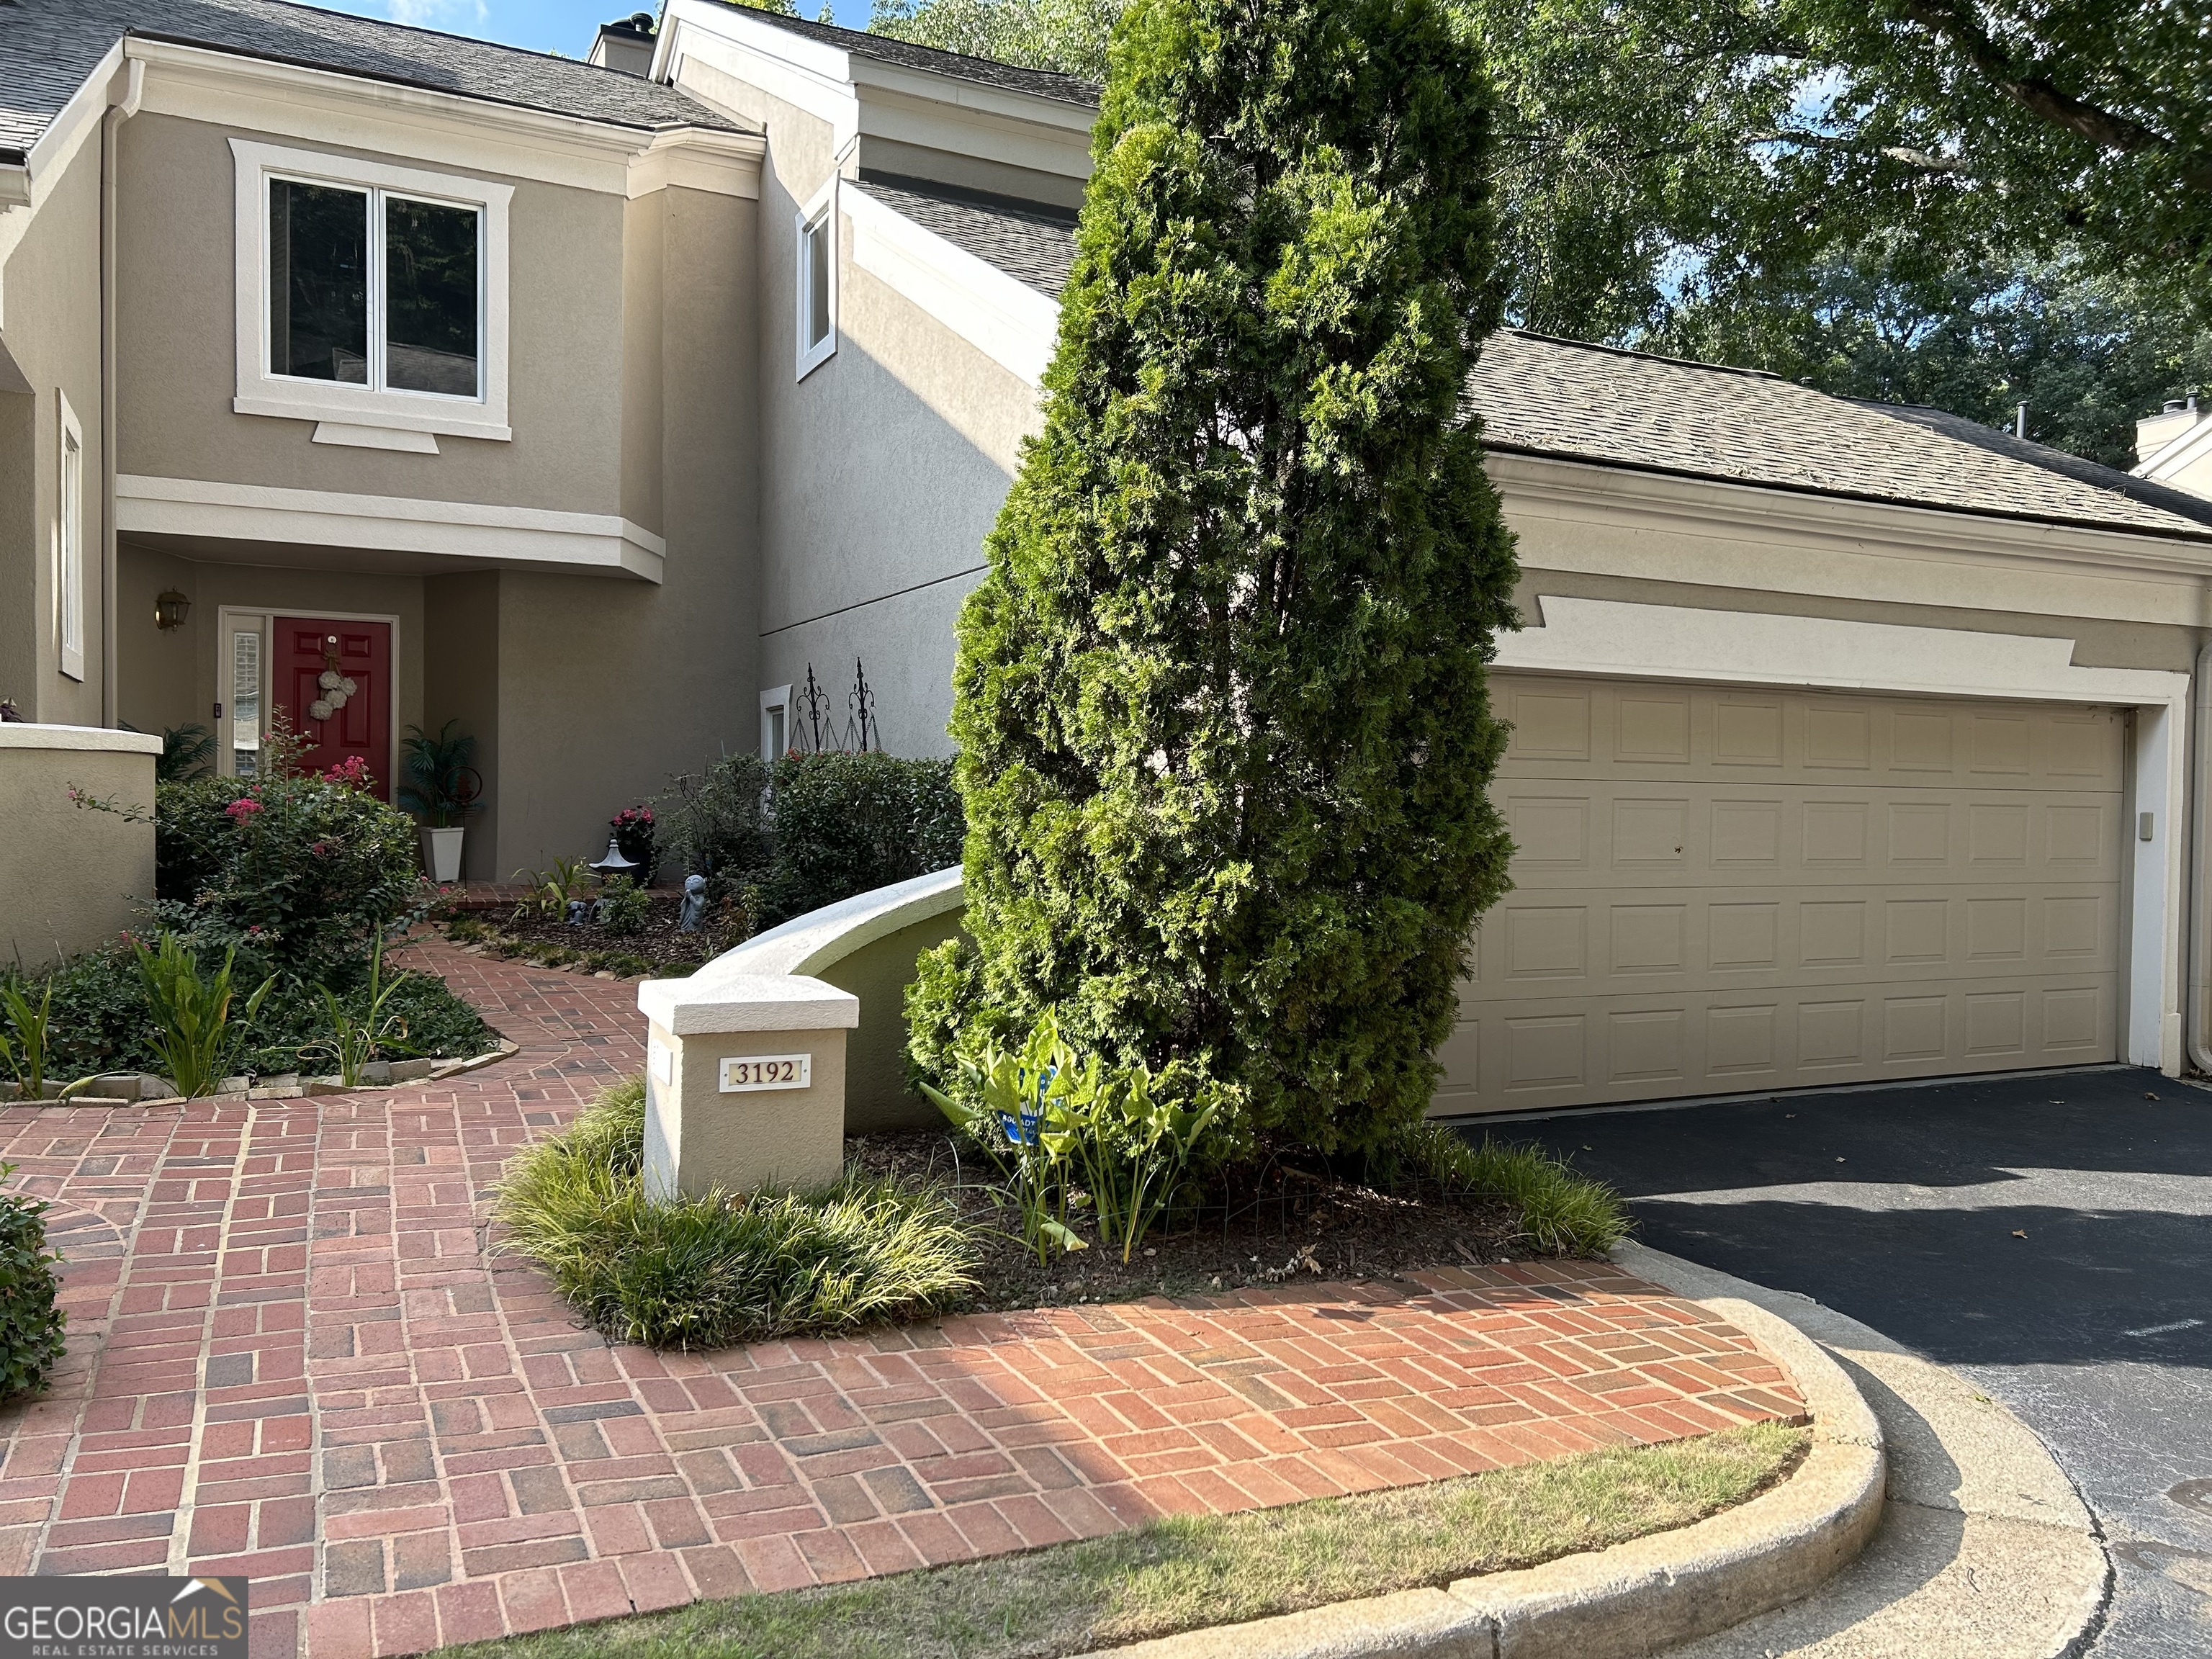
[[909, 0, 1519, 1158], [494, 1079, 980, 1349], [1392, 1122, 1632, 1256]]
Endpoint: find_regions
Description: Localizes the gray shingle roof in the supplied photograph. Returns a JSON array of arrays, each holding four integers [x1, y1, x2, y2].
[[0, 0, 744, 164], [716, 8, 1098, 107], [1467, 331, 2212, 541], [855, 174, 1077, 298]]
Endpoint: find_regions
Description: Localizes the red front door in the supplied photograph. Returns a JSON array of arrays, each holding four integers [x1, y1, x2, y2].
[[274, 616, 392, 801]]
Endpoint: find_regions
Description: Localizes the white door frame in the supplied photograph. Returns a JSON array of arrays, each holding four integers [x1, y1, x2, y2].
[[1496, 597, 2193, 1074], [216, 605, 403, 795]]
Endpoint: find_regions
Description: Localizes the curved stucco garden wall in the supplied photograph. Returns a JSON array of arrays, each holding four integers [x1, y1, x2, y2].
[[0, 724, 160, 968]]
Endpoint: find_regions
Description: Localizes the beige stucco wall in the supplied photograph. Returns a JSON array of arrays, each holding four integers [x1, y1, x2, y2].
[[0, 728, 158, 967], [472, 182, 761, 881], [0, 126, 109, 727], [815, 907, 968, 1133], [674, 69, 1046, 758], [114, 111, 627, 515]]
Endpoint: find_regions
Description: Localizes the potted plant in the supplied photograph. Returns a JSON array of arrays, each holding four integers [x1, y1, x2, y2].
[[397, 720, 482, 883]]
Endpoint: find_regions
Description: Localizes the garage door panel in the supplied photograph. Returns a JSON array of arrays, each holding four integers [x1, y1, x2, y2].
[[1440, 676, 2123, 1114], [1434, 974, 2118, 1112], [1470, 886, 2118, 997]]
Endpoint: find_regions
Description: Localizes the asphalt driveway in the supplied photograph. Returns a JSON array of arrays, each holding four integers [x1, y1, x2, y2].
[[1486, 1064, 2212, 1658]]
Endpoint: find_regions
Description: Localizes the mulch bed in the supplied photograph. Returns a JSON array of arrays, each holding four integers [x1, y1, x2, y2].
[[849, 1129, 1529, 1313], [441, 893, 729, 975]]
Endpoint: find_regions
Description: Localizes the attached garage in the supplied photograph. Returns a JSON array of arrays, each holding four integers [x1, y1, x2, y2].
[[1437, 673, 2128, 1113]]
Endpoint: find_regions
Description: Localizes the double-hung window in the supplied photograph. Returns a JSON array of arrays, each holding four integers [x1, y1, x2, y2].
[[795, 178, 837, 379], [233, 142, 512, 441]]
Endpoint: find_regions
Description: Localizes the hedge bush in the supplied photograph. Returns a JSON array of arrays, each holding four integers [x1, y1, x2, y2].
[[660, 750, 963, 929], [909, 0, 1518, 1154], [0, 1172, 66, 1398]]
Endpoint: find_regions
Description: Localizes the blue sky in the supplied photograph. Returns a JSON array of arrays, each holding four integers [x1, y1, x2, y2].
[[315, 1, 874, 56]]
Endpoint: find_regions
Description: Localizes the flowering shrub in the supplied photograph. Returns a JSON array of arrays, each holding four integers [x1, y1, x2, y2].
[[324, 755, 374, 790], [154, 771, 429, 980]]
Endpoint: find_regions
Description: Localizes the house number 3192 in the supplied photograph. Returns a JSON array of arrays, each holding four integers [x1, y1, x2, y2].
[[719, 1055, 811, 1093]]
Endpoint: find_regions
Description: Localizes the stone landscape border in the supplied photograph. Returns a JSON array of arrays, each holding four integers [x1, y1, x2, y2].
[[1094, 1256, 1887, 1659], [0, 1040, 521, 1107]]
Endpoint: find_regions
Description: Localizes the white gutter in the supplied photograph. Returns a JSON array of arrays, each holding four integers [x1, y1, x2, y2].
[[2190, 636, 2212, 1076]]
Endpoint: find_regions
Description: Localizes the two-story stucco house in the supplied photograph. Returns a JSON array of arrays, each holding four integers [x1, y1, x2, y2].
[[11, 0, 2212, 1116]]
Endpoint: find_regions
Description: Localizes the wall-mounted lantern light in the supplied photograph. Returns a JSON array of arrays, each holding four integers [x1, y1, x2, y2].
[[154, 590, 191, 631]]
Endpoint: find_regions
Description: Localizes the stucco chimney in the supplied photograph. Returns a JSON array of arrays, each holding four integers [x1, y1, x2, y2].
[[588, 12, 658, 76], [2136, 395, 2203, 467]]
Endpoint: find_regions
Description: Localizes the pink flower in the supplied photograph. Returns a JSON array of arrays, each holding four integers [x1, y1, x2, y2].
[[311, 840, 330, 857], [325, 755, 373, 788], [225, 796, 264, 821]]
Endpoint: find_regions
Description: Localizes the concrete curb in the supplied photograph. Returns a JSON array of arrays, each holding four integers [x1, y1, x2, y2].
[[1096, 1262, 1886, 1659], [1623, 1246, 2109, 1659]]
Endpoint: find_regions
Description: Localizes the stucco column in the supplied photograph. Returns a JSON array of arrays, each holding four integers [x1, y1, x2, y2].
[[635, 972, 859, 1200]]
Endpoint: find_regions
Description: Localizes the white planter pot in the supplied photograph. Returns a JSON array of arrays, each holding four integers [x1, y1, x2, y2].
[[421, 826, 467, 884]]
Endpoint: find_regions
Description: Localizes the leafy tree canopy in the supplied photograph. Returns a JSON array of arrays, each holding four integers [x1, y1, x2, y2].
[[872, 0, 2212, 459]]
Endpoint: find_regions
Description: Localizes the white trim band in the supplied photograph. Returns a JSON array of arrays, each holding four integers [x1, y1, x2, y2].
[[115, 475, 666, 581]]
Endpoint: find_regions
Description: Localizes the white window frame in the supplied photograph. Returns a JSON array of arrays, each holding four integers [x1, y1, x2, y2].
[[795, 177, 838, 381], [231, 140, 513, 441], [55, 391, 84, 682], [761, 685, 792, 763]]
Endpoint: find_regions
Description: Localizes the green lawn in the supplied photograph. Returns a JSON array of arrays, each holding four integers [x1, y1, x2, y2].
[[440, 1422, 1804, 1659]]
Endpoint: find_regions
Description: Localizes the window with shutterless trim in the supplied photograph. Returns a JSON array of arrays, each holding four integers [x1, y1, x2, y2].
[[55, 391, 84, 683], [795, 177, 837, 379], [231, 140, 513, 441]]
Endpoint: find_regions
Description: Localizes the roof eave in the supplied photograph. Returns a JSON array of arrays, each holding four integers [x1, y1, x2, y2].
[[1478, 440, 2212, 550]]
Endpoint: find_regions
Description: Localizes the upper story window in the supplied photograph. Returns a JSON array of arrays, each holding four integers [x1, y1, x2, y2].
[[233, 141, 513, 442], [796, 178, 837, 380]]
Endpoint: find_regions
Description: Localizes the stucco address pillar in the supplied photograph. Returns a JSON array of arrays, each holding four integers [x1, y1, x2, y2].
[[636, 973, 859, 1200]]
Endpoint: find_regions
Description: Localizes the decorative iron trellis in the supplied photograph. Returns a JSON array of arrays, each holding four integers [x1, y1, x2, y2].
[[788, 659, 878, 755]]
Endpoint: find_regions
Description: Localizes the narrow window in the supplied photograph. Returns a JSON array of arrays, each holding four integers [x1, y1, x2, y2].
[[795, 186, 836, 377], [57, 403, 84, 682], [385, 197, 480, 397], [763, 701, 788, 763], [231, 627, 262, 778], [805, 216, 831, 351], [269, 179, 369, 383]]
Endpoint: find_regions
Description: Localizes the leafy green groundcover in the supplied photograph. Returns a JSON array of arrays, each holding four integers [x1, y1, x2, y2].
[[493, 1081, 979, 1349], [10, 945, 495, 1084], [0, 1178, 66, 1398], [433, 1421, 1805, 1659]]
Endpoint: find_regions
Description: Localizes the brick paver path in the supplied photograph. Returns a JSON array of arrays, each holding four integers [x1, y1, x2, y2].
[[0, 942, 1804, 1659]]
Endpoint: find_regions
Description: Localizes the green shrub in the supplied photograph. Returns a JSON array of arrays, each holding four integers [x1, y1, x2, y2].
[[495, 1079, 979, 1349], [7, 945, 493, 1084], [0, 1170, 66, 1398], [595, 876, 652, 936], [660, 750, 963, 929], [1390, 1123, 1632, 1257], [660, 754, 772, 902], [154, 769, 430, 981], [0, 981, 58, 1100], [909, 0, 1518, 1156], [757, 751, 964, 926]]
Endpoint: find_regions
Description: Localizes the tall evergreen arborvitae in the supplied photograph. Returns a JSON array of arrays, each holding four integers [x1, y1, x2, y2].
[[908, 0, 1520, 1153]]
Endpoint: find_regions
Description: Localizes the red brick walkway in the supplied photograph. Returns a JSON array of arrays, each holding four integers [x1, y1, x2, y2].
[[0, 942, 1804, 1659]]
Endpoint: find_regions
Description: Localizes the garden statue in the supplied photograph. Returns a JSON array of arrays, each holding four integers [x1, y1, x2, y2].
[[593, 889, 616, 926], [566, 897, 590, 927], [680, 873, 708, 932]]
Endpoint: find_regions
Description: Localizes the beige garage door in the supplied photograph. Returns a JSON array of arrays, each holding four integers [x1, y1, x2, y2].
[[1434, 675, 2126, 1114]]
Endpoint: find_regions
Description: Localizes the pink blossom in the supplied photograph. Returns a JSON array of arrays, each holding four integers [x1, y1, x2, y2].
[[225, 796, 264, 821]]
